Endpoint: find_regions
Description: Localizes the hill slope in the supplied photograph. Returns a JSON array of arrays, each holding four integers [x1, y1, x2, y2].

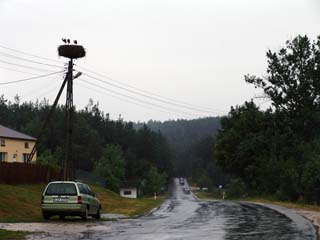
[[135, 117, 221, 175], [0, 184, 164, 222]]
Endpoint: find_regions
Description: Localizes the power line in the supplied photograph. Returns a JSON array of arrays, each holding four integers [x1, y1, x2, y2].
[[75, 81, 192, 118], [0, 44, 226, 115], [26, 83, 62, 102], [77, 65, 225, 114], [0, 65, 38, 75], [81, 72, 224, 115], [0, 59, 62, 73], [77, 78, 205, 118], [0, 70, 64, 85], [0, 44, 225, 115], [0, 51, 64, 69], [0, 44, 63, 64], [0, 65, 64, 79]]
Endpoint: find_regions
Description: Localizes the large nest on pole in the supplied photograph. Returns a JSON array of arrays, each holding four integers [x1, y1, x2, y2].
[[58, 45, 86, 59]]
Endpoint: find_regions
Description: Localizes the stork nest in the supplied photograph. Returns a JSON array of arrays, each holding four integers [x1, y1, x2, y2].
[[58, 45, 86, 59]]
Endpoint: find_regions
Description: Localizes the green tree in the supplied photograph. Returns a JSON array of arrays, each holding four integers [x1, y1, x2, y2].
[[144, 167, 167, 195], [244, 35, 320, 199], [215, 101, 268, 187], [37, 149, 60, 168], [245, 35, 320, 141], [94, 144, 125, 191]]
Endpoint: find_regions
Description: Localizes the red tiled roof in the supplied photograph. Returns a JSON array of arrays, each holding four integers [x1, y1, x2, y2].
[[0, 124, 36, 141]]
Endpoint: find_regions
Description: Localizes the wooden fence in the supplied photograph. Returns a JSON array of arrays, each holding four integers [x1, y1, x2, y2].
[[0, 162, 61, 184]]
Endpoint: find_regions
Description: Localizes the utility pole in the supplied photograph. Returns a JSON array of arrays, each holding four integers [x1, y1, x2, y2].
[[58, 40, 85, 181], [63, 59, 74, 180], [27, 40, 85, 182]]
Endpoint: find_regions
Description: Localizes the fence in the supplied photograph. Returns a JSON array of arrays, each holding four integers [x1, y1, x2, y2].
[[0, 162, 61, 184]]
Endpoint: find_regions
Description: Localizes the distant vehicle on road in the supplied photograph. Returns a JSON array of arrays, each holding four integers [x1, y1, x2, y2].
[[41, 181, 101, 220], [179, 178, 185, 185], [183, 187, 191, 194]]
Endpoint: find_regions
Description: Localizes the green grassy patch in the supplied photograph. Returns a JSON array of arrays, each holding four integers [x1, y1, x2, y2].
[[92, 186, 166, 217], [193, 191, 214, 200], [0, 184, 45, 222], [0, 229, 29, 240], [0, 184, 167, 222]]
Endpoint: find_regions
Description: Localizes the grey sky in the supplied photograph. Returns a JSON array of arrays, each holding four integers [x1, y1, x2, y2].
[[0, 0, 319, 121]]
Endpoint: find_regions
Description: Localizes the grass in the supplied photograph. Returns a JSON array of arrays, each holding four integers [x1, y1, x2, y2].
[[193, 190, 320, 212], [239, 197, 320, 212], [0, 229, 29, 240], [194, 191, 218, 200], [92, 186, 166, 217], [0, 184, 167, 223], [0, 184, 45, 222]]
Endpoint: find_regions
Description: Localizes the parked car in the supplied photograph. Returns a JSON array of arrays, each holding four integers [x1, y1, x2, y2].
[[183, 187, 191, 194], [41, 181, 101, 220]]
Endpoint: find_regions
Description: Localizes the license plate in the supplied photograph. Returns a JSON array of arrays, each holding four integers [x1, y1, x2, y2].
[[53, 197, 68, 203]]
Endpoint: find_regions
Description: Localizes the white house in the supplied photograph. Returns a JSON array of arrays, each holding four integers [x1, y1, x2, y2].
[[119, 181, 141, 199]]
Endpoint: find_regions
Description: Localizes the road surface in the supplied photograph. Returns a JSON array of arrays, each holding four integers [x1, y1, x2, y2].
[[0, 178, 316, 239]]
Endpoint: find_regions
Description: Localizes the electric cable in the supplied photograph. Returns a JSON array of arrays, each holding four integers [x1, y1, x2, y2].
[[0, 51, 64, 69], [0, 44, 63, 64], [81, 72, 224, 115], [0, 59, 62, 73], [26, 84, 62, 102], [0, 44, 226, 116], [74, 81, 193, 118], [0, 65, 39, 75], [77, 65, 225, 114], [77, 78, 205, 118], [0, 70, 64, 85]]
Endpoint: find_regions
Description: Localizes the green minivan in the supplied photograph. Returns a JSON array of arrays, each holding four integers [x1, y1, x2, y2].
[[41, 181, 101, 220]]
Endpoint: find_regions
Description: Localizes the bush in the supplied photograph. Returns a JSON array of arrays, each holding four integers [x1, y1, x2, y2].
[[226, 178, 247, 199]]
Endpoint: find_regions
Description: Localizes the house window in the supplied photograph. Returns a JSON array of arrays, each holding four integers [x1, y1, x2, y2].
[[23, 153, 30, 163], [24, 142, 29, 149], [0, 139, 5, 147], [0, 152, 7, 162], [124, 190, 132, 195]]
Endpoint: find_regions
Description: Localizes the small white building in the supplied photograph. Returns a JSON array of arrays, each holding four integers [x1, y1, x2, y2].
[[119, 181, 141, 199]]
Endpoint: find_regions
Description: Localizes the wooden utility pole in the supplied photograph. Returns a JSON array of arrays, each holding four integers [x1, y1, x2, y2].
[[27, 40, 85, 182], [58, 41, 86, 180], [63, 59, 74, 180]]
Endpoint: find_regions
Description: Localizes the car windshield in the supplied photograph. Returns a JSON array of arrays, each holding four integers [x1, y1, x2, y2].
[[45, 183, 77, 196]]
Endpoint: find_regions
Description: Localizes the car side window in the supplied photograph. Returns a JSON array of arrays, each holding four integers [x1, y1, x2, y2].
[[77, 184, 88, 195], [84, 184, 94, 197]]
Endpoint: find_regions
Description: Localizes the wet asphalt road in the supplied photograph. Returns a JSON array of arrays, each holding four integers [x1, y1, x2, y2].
[[3, 178, 316, 240], [85, 178, 316, 240]]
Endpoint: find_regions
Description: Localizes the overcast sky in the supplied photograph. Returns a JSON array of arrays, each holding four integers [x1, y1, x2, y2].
[[0, 0, 319, 122]]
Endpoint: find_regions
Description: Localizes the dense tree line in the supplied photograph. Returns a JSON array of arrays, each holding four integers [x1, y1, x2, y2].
[[215, 35, 320, 202], [135, 118, 221, 177], [136, 117, 226, 188], [0, 97, 172, 194]]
